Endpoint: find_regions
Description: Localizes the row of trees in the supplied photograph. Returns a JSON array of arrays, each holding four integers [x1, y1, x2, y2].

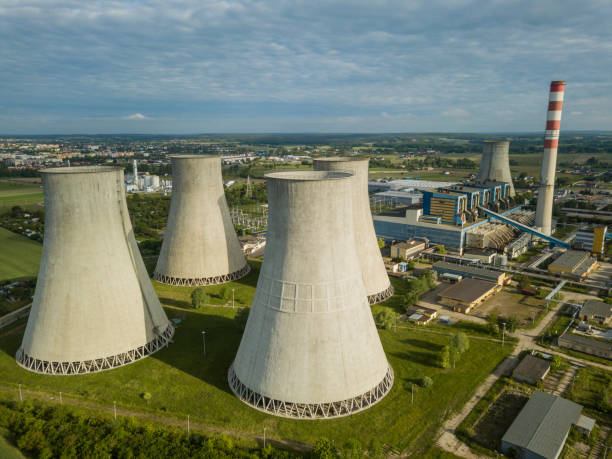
[[438, 332, 470, 369]]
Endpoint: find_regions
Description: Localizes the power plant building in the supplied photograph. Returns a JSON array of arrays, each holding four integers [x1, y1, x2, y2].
[[229, 171, 393, 419], [313, 157, 393, 304], [154, 156, 250, 286], [17, 167, 174, 375]]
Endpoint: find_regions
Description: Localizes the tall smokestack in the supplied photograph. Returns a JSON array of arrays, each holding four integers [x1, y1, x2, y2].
[[535, 81, 565, 236]]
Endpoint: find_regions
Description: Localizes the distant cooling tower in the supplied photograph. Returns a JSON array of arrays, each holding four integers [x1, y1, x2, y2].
[[476, 141, 515, 197], [229, 171, 393, 419], [154, 156, 249, 286], [313, 157, 393, 304], [535, 81, 566, 236], [16, 167, 174, 375]]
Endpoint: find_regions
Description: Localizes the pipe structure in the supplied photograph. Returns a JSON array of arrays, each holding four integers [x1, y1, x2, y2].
[[476, 141, 515, 197], [313, 157, 393, 304], [154, 156, 249, 286], [16, 167, 174, 375], [535, 81, 566, 236], [228, 171, 393, 419]]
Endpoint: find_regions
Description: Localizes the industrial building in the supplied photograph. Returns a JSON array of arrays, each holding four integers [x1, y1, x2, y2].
[[558, 332, 612, 360], [229, 171, 393, 419], [580, 300, 612, 326], [502, 391, 593, 459], [432, 261, 507, 285], [154, 156, 250, 286], [547, 250, 598, 278], [370, 190, 422, 206], [574, 226, 608, 255], [368, 178, 456, 192], [314, 157, 392, 304], [438, 278, 500, 313], [390, 239, 426, 260], [17, 167, 174, 375]]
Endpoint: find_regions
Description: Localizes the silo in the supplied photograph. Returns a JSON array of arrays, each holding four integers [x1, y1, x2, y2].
[[16, 167, 174, 375], [313, 157, 393, 304], [476, 141, 515, 197], [154, 156, 249, 286], [229, 171, 394, 419]]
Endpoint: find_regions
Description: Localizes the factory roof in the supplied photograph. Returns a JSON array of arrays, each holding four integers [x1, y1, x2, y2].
[[502, 391, 583, 459], [392, 240, 426, 249], [439, 278, 497, 304], [559, 332, 612, 353], [582, 300, 612, 319], [549, 250, 597, 276], [387, 179, 457, 190]]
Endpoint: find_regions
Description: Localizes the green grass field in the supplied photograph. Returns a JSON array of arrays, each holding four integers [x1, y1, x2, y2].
[[0, 227, 42, 282], [0, 301, 513, 455], [0, 181, 44, 212]]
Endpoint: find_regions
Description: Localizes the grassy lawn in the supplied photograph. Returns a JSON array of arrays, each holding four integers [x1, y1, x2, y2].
[[566, 366, 612, 425], [153, 259, 260, 308], [0, 299, 513, 455], [0, 429, 23, 459], [0, 181, 44, 212], [0, 227, 42, 282]]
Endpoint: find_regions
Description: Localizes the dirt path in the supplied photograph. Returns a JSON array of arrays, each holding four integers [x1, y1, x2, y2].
[[0, 385, 312, 452]]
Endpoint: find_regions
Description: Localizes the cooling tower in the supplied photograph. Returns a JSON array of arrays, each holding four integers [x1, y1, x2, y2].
[[476, 141, 515, 197], [313, 157, 393, 304], [228, 171, 394, 419], [154, 156, 249, 286], [16, 167, 174, 375], [535, 81, 566, 236]]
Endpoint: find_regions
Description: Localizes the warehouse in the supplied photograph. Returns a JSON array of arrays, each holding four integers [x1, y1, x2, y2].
[[432, 261, 507, 285], [548, 250, 598, 278], [438, 278, 500, 313]]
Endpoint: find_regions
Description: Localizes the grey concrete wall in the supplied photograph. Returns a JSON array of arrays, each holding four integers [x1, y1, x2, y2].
[[231, 171, 391, 405], [154, 156, 248, 284], [18, 167, 171, 366], [313, 157, 392, 303], [477, 141, 515, 197]]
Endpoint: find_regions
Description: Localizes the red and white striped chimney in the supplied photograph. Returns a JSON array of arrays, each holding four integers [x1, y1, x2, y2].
[[535, 81, 565, 236]]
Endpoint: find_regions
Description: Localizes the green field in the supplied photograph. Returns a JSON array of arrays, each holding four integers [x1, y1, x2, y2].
[[0, 301, 513, 455], [0, 429, 23, 459], [0, 227, 42, 282], [0, 181, 44, 212]]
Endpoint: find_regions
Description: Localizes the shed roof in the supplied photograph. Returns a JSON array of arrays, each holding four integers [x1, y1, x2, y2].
[[502, 391, 583, 459], [433, 261, 501, 280], [559, 332, 612, 353], [513, 355, 551, 382]]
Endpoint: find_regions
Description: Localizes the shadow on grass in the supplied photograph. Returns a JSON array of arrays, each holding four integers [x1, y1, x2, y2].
[[403, 338, 444, 352], [391, 351, 439, 368], [153, 307, 242, 395]]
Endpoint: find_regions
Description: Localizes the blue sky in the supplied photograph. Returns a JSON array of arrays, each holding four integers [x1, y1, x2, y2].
[[1, 0, 610, 134]]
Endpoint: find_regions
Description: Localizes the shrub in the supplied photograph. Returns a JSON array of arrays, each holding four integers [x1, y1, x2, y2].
[[419, 376, 433, 388], [312, 438, 338, 459], [375, 309, 396, 330], [191, 288, 208, 308]]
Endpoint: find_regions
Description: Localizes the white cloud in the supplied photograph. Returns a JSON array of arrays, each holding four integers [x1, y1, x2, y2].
[[123, 113, 149, 120]]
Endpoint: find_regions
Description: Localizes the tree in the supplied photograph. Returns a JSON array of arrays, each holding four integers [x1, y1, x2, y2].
[[551, 355, 562, 371], [487, 313, 498, 334], [374, 309, 396, 330], [342, 439, 362, 459], [434, 245, 446, 254], [419, 376, 433, 388], [438, 345, 451, 369], [312, 438, 338, 459], [377, 237, 385, 249], [191, 287, 208, 309], [450, 332, 470, 355], [234, 307, 250, 330]]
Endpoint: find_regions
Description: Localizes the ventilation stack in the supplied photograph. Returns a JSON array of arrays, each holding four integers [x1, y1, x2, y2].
[[154, 156, 249, 286], [228, 171, 393, 419], [476, 141, 515, 197], [313, 157, 393, 304], [16, 167, 174, 375], [535, 81, 566, 236]]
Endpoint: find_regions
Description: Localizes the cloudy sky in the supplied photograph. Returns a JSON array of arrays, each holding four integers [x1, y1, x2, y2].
[[1, 0, 610, 134]]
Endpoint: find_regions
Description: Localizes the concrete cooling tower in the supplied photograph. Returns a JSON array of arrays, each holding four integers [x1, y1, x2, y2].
[[313, 157, 393, 304], [228, 171, 394, 419], [16, 167, 174, 375], [476, 141, 515, 197], [154, 156, 249, 286]]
